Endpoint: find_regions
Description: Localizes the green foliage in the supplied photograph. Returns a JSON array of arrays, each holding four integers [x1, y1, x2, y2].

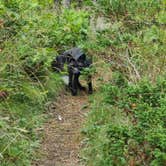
[[95, 0, 163, 19], [83, 74, 166, 165], [0, 0, 165, 165], [0, 0, 90, 165], [84, 0, 165, 81]]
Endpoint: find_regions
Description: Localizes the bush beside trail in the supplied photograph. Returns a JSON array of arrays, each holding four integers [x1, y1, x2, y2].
[[0, 0, 165, 165], [0, 1, 89, 165], [83, 74, 166, 165], [82, 0, 166, 165]]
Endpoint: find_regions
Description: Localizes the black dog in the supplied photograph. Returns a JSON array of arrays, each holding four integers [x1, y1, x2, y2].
[[51, 47, 93, 96]]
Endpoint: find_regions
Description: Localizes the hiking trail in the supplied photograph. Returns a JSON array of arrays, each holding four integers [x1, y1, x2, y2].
[[33, 92, 89, 166], [32, 58, 112, 166]]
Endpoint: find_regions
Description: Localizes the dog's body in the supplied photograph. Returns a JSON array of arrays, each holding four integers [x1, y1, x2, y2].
[[51, 47, 93, 95]]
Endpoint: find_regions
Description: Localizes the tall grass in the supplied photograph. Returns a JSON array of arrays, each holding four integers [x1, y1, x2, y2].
[[83, 0, 165, 82], [0, 0, 90, 165], [82, 0, 166, 165], [0, 0, 165, 165], [83, 73, 166, 165]]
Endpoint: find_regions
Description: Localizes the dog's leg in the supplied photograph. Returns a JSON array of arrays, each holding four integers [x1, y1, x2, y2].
[[72, 73, 79, 96], [68, 69, 73, 89], [68, 66, 78, 96]]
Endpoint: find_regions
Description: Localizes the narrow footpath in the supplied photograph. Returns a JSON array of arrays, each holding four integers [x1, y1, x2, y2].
[[34, 92, 89, 166]]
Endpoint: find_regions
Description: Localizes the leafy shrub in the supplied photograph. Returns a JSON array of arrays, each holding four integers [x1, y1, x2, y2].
[[83, 74, 166, 165], [0, 0, 90, 165], [85, 0, 165, 81]]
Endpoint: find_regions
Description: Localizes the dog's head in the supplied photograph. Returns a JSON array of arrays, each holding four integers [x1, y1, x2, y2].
[[77, 55, 92, 68]]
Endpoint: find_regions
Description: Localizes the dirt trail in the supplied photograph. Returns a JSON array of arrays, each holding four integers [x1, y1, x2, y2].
[[34, 92, 89, 166]]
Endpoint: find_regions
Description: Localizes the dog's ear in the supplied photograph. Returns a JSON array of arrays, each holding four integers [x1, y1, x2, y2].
[[78, 54, 86, 63]]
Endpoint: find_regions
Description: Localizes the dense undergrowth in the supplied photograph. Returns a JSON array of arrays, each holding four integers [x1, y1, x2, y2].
[[83, 73, 166, 165], [82, 0, 166, 165], [83, 0, 166, 81], [0, 0, 90, 165], [0, 0, 166, 165]]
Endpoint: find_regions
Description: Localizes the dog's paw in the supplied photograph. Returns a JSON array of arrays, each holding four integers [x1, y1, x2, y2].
[[79, 86, 86, 91], [71, 91, 77, 96]]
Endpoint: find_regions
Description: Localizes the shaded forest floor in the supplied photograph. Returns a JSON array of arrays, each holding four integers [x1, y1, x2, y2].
[[33, 91, 89, 166]]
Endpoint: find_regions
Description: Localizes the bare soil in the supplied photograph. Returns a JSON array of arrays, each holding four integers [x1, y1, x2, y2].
[[33, 92, 89, 166]]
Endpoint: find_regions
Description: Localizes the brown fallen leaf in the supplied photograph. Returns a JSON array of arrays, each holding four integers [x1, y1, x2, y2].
[[0, 91, 8, 100]]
